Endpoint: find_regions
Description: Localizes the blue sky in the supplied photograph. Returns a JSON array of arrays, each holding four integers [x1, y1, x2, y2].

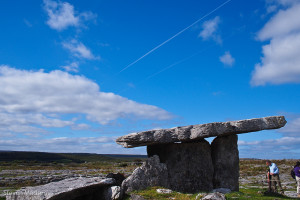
[[0, 0, 300, 158]]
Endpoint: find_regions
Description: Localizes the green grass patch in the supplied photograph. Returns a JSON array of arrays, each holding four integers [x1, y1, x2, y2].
[[128, 186, 296, 200], [227, 187, 295, 199], [129, 187, 198, 200]]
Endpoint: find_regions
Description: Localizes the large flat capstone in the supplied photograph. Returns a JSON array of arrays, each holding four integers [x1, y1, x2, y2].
[[116, 116, 286, 148]]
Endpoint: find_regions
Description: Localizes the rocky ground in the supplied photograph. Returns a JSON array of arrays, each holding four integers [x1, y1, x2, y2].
[[0, 169, 105, 186], [239, 161, 298, 198], [0, 160, 299, 199]]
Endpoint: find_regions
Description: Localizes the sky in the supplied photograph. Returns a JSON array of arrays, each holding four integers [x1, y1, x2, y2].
[[0, 0, 300, 159]]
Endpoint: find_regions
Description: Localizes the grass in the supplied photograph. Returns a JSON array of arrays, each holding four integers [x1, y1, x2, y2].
[[226, 187, 295, 200], [128, 186, 297, 200], [126, 187, 198, 200]]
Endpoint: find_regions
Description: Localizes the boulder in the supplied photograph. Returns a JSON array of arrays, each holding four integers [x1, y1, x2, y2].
[[116, 116, 286, 148], [130, 194, 147, 200], [104, 186, 122, 200], [6, 177, 115, 200], [201, 192, 226, 200], [106, 173, 125, 186], [147, 139, 214, 193], [122, 155, 169, 193], [211, 135, 239, 191], [156, 189, 173, 194]]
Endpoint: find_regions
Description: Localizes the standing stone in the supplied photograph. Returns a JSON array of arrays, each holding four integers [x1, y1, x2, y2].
[[211, 135, 239, 191], [147, 139, 214, 193], [121, 155, 169, 193]]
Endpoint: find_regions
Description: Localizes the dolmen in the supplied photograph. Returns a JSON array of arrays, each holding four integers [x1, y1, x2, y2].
[[116, 116, 287, 193]]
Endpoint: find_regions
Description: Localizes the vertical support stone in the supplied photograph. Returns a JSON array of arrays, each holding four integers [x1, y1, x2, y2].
[[147, 139, 214, 193], [211, 135, 239, 191]]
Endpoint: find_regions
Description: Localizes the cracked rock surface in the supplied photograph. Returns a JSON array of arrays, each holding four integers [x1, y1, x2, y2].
[[116, 116, 286, 148]]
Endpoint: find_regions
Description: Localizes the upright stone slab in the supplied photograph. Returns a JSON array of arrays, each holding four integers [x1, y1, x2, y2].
[[211, 135, 239, 191], [147, 139, 214, 193]]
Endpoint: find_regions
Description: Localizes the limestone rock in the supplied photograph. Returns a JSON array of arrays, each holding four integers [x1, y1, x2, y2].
[[6, 177, 115, 200], [130, 194, 147, 200], [104, 186, 122, 200], [211, 135, 239, 191], [122, 155, 169, 193], [156, 189, 173, 194], [116, 116, 286, 148], [147, 139, 214, 193], [201, 192, 226, 200], [106, 173, 125, 186]]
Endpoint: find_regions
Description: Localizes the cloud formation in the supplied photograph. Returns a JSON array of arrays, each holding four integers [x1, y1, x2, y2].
[[279, 117, 300, 137], [239, 136, 300, 159], [0, 66, 173, 132], [62, 40, 99, 60], [0, 136, 146, 154], [199, 16, 221, 43], [219, 51, 235, 67], [61, 62, 79, 72], [251, 2, 300, 86], [43, 0, 96, 31]]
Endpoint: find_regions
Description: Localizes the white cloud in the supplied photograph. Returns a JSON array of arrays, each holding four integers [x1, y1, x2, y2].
[[62, 40, 99, 60], [251, 2, 300, 86], [279, 117, 300, 137], [0, 137, 146, 154], [0, 66, 172, 128], [0, 112, 76, 137], [219, 51, 235, 67], [238, 136, 300, 159], [258, 3, 300, 40], [43, 0, 96, 31], [61, 62, 79, 72], [199, 16, 221, 43]]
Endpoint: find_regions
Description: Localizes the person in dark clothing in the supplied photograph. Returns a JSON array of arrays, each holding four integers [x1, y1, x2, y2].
[[294, 161, 300, 198]]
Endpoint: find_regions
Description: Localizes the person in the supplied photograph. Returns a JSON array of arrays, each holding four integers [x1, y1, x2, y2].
[[266, 160, 284, 194], [294, 161, 300, 198]]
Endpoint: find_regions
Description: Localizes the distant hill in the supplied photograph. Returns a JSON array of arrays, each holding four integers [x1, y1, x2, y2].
[[0, 151, 147, 163]]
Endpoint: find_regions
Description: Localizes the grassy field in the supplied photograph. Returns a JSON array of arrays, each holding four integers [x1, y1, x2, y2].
[[0, 152, 299, 199], [128, 186, 296, 200]]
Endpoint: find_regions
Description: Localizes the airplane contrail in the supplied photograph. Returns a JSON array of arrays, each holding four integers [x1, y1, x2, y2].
[[118, 0, 232, 74]]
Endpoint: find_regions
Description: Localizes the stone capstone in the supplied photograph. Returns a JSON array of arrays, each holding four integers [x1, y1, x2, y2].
[[6, 177, 116, 200], [211, 135, 239, 191], [147, 139, 214, 193], [121, 155, 169, 193], [116, 116, 286, 148]]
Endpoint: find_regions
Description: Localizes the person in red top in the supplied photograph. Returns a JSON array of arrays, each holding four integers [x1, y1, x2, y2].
[[294, 161, 300, 198]]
